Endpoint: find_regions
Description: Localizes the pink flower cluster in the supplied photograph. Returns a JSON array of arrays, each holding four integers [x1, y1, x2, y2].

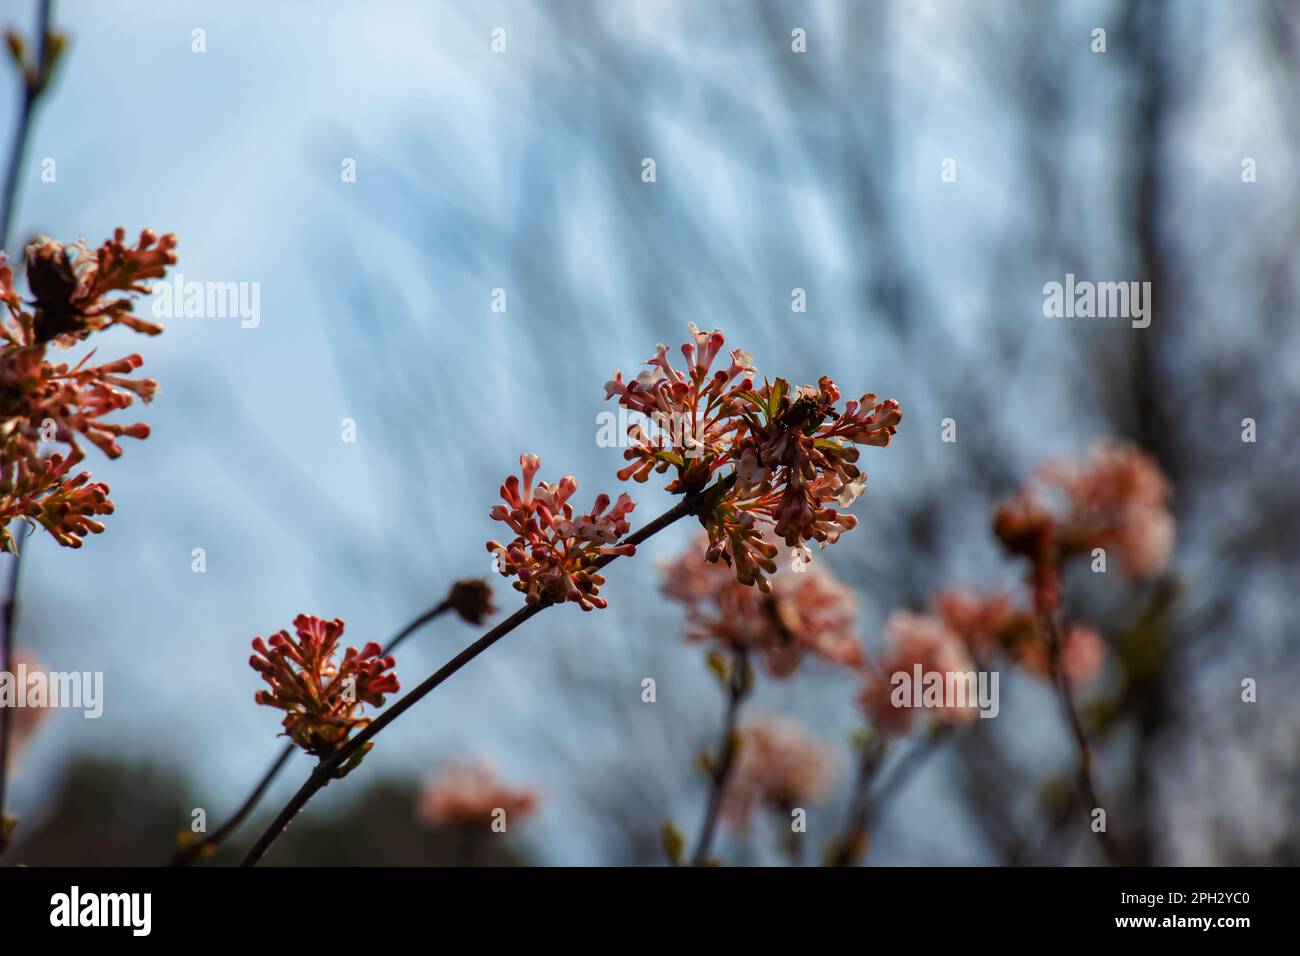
[[662, 532, 861, 677], [250, 614, 399, 761], [4, 651, 50, 767], [417, 761, 538, 827], [859, 611, 982, 733], [0, 230, 176, 551], [721, 717, 837, 829], [605, 322, 756, 494], [858, 591, 1106, 734], [994, 442, 1174, 607], [0, 450, 113, 549], [607, 325, 901, 591], [486, 453, 636, 611], [931, 588, 1107, 687]]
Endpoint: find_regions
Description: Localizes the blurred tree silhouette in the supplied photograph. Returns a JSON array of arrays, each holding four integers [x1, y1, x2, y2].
[[9, 758, 528, 866]]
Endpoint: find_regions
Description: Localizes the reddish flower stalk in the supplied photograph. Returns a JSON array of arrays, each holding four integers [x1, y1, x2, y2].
[[241, 481, 720, 866], [171, 581, 494, 866], [243, 329, 897, 866], [993, 442, 1170, 865]]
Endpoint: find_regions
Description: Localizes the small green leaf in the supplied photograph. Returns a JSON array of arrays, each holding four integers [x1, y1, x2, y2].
[[1, 811, 17, 846], [661, 821, 685, 865], [333, 741, 373, 779], [705, 649, 730, 685]]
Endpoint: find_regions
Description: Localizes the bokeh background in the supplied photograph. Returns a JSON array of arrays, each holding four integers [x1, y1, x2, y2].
[[2, 0, 1298, 865]]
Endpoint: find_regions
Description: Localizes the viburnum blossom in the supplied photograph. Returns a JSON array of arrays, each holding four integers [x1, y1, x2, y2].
[[0, 230, 177, 551], [662, 532, 861, 677], [605, 322, 757, 493], [859, 611, 980, 733], [606, 325, 901, 590], [993, 442, 1174, 607], [486, 453, 636, 611], [4, 651, 50, 766], [250, 615, 399, 769], [417, 760, 538, 827], [1009, 622, 1105, 686], [931, 588, 1016, 662], [932, 588, 1105, 686], [721, 717, 837, 829]]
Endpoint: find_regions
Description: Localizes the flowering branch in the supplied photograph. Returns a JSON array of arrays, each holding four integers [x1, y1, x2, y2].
[[238, 322, 896, 866], [0, 0, 63, 855], [240, 483, 721, 866], [169, 581, 494, 865], [993, 442, 1170, 865], [689, 645, 751, 866], [1039, 606, 1127, 866]]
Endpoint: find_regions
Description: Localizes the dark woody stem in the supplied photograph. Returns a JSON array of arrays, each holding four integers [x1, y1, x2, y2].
[[830, 726, 951, 867], [0, 551, 23, 857], [241, 481, 724, 867], [1038, 605, 1127, 866], [0, 0, 57, 861], [168, 599, 452, 866], [829, 734, 887, 867], [0, 0, 54, 246], [690, 645, 750, 866]]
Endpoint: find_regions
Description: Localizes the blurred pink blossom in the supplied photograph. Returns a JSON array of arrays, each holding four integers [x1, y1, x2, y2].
[[418, 761, 539, 827], [662, 533, 861, 677], [994, 441, 1174, 589], [859, 611, 980, 733], [721, 717, 837, 829]]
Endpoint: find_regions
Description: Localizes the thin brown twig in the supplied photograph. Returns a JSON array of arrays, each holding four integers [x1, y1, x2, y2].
[[828, 734, 887, 866], [829, 724, 954, 867], [1040, 607, 1127, 866], [0, 550, 23, 854], [241, 482, 721, 866], [0, 0, 54, 247], [168, 598, 453, 865], [689, 645, 750, 866]]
